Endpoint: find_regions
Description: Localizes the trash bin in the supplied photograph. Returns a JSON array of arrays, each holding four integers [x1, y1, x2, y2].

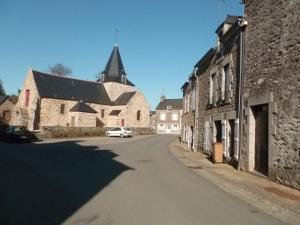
[[213, 142, 223, 163]]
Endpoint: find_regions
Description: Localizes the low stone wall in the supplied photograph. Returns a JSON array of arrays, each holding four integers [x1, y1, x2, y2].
[[130, 127, 155, 136], [42, 126, 107, 138], [42, 126, 155, 138]]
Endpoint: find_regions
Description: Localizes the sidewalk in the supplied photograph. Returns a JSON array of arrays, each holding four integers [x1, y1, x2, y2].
[[169, 139, 300, 225]]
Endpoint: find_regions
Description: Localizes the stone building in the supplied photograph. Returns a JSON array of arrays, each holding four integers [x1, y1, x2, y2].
[[199, 15, 244, 166], [181, 15, 244, 165], [0, 95, 18, 124], [181, 72, 197, 151], [11, 45, 151, 130], [240, 0, 300, 189], [155, 96, 182, 134]]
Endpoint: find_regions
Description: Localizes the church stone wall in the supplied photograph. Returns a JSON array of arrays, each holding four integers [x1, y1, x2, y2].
[[11, 70, 39, 129], [103, 82, 137, 101]]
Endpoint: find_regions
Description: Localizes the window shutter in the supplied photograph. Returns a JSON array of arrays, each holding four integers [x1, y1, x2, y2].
[[226, 120, 231, 158], [234, 119, 239, 160], [203, 122, 208, 151], [215, 72, 219, 103], [221, 69, 225, 101], [212, 122, 217, 143], [221, 120, 227, 156], [209, 75, 213, 104]]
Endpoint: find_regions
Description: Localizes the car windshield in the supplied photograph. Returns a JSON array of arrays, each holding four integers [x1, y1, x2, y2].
[[124, 128, 131, 131], [7, 126, 28, 132]]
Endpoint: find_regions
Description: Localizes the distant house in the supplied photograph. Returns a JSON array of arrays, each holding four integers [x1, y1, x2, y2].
[[11, 45, 151, 130], [0, 95, 18, 124], [149, 111, 156, 131], [155, 96, 182, 134], [181, 70, 197, 151]]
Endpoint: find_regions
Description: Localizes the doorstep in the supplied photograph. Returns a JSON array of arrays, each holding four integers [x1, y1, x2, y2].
[[169, 139, 300, 225]]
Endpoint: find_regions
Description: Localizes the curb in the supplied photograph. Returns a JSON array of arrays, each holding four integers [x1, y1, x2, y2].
[[169, 140, 300, 225]]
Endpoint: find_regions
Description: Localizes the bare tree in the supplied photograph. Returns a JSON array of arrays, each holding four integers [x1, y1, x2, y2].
[[49, 63, 72, 76], [0, 79, 6, 96]]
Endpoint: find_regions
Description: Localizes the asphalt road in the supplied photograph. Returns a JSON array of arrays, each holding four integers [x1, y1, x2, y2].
[[0, 135, 286, 225]]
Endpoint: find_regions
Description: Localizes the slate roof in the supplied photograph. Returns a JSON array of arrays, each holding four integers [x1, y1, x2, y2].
[[32, 70, 112, 105], [0, 95, 8, 105], [113, 91, 136, 105], [109, 110, 121, 116], [9, 95, 18, 104], [194, 48, 216, 75], [69, 101, 97, 113], [155, 99, 183, 110], [216, 15, 239, 34], [100, 45, 135, 86]]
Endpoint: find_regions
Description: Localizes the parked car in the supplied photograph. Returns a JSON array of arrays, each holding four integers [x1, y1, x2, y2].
[[0, 125, 35, 143], [106, 127, 132, 138]]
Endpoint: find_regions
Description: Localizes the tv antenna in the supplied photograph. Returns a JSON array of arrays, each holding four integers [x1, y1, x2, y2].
[[218, 0, 226, 22]]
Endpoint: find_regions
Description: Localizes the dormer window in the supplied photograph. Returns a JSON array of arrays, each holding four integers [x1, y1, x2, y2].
[[121, 74, 126, 84], [167, 105, 172, 111], [101, 74, 105, 82]]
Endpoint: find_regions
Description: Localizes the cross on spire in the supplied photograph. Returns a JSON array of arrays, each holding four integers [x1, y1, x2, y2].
[[115, 28, 119, 46]]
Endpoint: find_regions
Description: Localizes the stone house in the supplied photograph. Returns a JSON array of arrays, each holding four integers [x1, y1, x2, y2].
[[149, 111, 156, 131], [240, 0, 300, 189], [155, 96, 182, 134], [181, 71, 197, 151], [0, 95, 18, 124], [181, 15, 244, 167], [11, 45, 151, 130], [199, 15, 244, 167]]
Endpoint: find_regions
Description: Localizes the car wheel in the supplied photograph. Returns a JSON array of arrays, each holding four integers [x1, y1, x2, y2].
[[107, 133, 110, 137], [120, 134, 124, 138]]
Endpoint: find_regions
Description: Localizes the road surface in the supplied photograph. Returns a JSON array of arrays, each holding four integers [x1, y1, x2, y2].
[[0, 135, 286, 225]]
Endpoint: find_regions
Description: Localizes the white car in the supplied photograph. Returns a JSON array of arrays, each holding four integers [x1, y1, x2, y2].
[[106, 127, 132, 138]]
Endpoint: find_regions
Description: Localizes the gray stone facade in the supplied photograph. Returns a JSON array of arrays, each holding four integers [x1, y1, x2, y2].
[[182, 16, 242, 161], [198, 20, 241, 166], [240, 0, 300, 189], [181, 75, 197, 150], [155, 97, 182, 134]]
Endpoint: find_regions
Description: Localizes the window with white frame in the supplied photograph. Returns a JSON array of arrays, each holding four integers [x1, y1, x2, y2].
[[185, 95, 188, 113], [209, 73, 218, 105], [158, 123, 165, 130], [160, 113, 166, 121], [171, 124, 179, 130], [172, 113, 178, 121], [191, 83, 196, 111], [187, 94, 190, 112]]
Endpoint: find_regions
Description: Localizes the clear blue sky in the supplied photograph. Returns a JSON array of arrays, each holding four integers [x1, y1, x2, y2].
[[0, 0, 243, 110]]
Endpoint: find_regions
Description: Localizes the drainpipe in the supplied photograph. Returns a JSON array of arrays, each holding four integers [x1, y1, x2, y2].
[[193, 67, 198, 152], [237, 16, 248, 170]]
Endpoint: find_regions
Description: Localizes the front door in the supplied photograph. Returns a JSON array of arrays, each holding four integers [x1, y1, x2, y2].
[[166, 124, 171, 133], [254, 104, 269, 175]]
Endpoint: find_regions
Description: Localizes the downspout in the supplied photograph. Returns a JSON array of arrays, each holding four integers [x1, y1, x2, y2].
[[237, 16, 248, 169], [193, 67, 198, 152]]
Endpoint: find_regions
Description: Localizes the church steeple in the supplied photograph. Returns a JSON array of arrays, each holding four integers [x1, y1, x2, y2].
[[99, 45, 134, 86]]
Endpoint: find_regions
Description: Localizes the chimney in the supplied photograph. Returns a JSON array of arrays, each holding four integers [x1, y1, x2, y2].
[[160, 95, 166, 102]]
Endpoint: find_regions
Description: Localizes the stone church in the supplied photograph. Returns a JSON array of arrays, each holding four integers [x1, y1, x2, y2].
[[11, 45, 151, 130]]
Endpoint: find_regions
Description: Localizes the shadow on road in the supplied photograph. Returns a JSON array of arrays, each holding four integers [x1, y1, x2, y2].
[[0, 141, 133, 225]]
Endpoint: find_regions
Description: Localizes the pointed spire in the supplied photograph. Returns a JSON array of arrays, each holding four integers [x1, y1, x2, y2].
[[102, 45, 127, 83]]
